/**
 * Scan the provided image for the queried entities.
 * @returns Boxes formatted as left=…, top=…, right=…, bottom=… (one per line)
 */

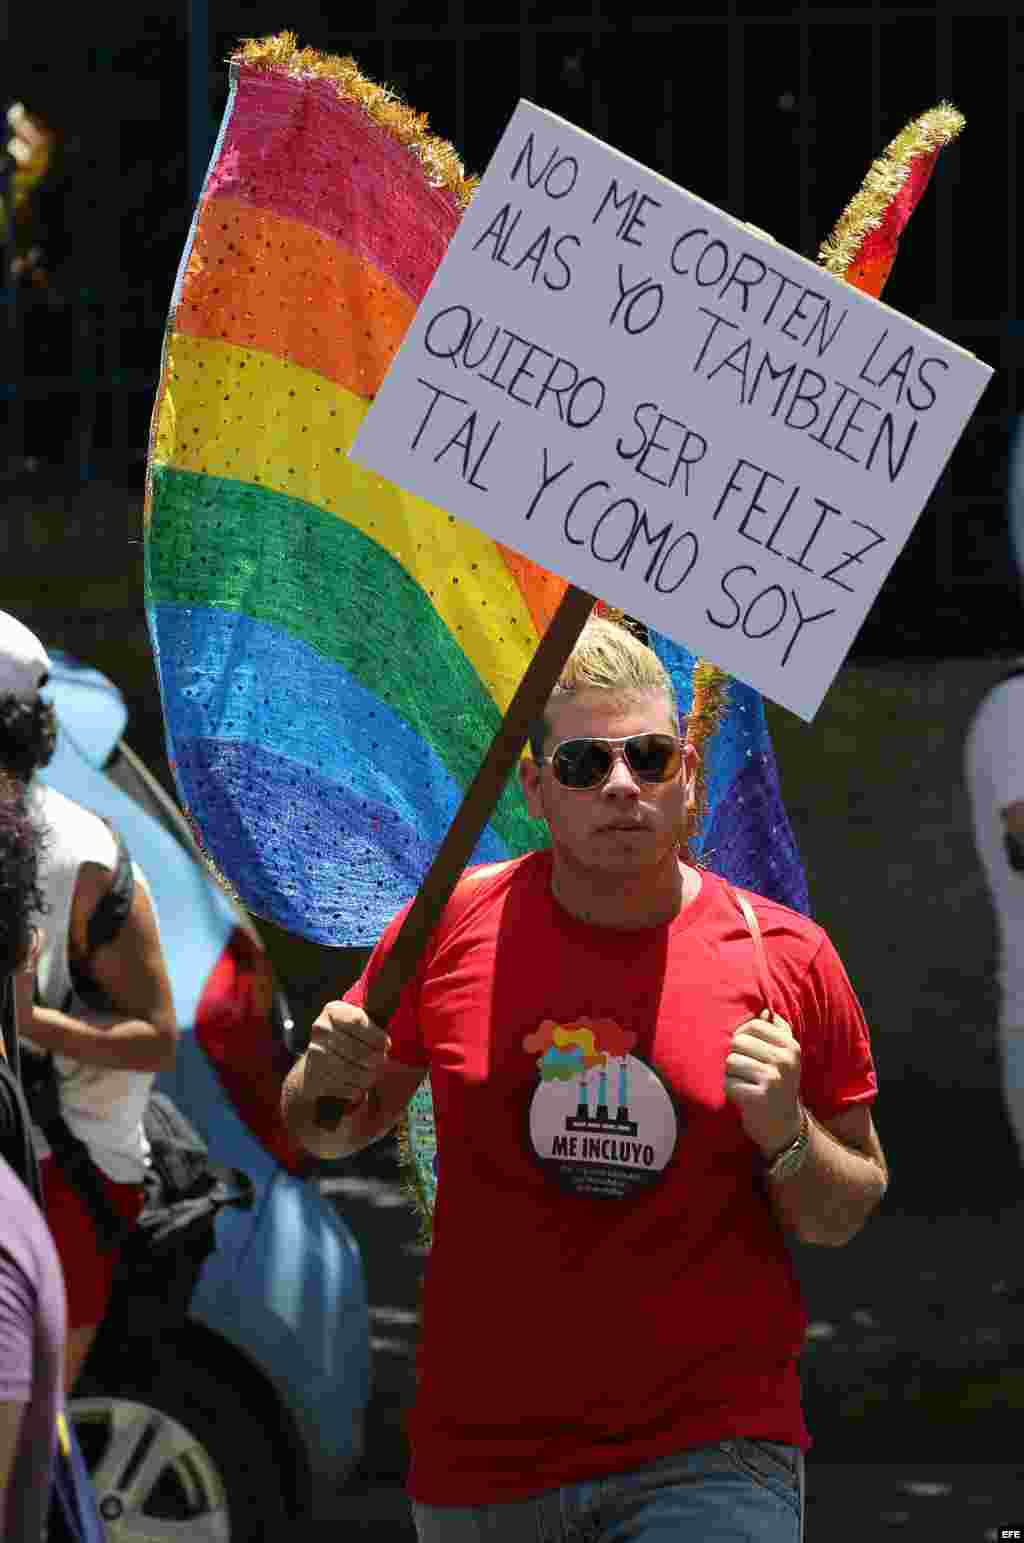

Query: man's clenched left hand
left=725, top=1009, right=803, bottom=1158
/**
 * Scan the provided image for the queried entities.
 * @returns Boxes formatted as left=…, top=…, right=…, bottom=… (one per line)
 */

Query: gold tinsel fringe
left=233, top=32, right=479, bottom=210
left=396, top=1112, right=435, bottom=1246
left=687, top=661, right=730, bottom=834
left=178, top=804, right=250, bottom=907
left=817, top=102, right=964, bottom=278
left=689, top=661, right=729, bottom=750
left=598, top=604, right=642, bottom=634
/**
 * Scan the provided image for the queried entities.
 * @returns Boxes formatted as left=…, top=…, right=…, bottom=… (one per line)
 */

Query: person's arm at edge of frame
left=1, top=935, right=43, bottom=1520
left=1002, top=800, right=1024, bottom=869
left=0, top=1400, right=29, bottom=1529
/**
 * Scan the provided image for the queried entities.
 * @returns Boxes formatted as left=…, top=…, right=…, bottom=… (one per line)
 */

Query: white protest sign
left=352, top=100, right=993, bottom=720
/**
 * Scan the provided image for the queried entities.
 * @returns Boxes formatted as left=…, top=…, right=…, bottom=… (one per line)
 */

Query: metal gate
left=2, top=1, right=1018, bottom=649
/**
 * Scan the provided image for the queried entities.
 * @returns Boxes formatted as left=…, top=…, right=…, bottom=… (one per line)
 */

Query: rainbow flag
left=661, top=641, right=807, bottom=911
left=144, top=36, right=809, bottom=947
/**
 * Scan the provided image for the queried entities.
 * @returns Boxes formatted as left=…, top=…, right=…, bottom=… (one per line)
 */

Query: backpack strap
left=68, top=822, right=135, bottom=1010
left=86, top=823, right=135, bottom=954
left=51, top=1411, right=107, bottom=1543
left=20, top=1049, right=129, bottom=1252
left=23, top=824, right=138, bottom=1250
left=728, top=884, right=775, bottom=1018
left=0, top=1058, right=44, bottom=1209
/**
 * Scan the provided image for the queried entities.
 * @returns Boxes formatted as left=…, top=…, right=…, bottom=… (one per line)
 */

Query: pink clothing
left=0, top=1154, right=66, bottom=1542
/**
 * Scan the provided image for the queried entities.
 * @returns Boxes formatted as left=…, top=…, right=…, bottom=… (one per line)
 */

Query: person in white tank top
left=0, top=612, right=177, bottom=1394
left=27, top=783, right=164, bottom=1180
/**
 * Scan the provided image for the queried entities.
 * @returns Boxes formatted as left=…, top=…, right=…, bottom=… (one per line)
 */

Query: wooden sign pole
left=315, top=581, right=597, bottom=1125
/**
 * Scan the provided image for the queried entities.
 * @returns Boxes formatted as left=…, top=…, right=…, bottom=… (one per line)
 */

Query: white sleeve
left=982, top=683, right=1024, bottom=810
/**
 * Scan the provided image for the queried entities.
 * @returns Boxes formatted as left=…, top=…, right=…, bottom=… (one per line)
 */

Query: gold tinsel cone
left=818, top=103, right=965, bottom=284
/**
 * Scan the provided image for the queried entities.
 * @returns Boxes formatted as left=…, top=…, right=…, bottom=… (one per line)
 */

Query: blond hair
left=529, top=616, right=677, bottom=759
left=526, top=615, right=728, bottom=862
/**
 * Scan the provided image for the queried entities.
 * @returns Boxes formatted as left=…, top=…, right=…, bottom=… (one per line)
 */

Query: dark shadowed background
left=3, top=5, right=1023, bottom=1536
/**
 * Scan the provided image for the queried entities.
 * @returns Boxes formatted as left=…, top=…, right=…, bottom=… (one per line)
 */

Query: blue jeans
left=412, top=1441, right=804, bottom=1541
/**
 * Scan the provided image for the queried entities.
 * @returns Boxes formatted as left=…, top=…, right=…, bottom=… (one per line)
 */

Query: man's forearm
left=765, top=1111, right=887, bottom=1246
left=27, top=1006, right=175, bottom=1073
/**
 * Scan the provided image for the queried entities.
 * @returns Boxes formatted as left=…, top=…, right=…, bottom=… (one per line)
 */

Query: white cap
left=0, top=612, right=51, bottom=700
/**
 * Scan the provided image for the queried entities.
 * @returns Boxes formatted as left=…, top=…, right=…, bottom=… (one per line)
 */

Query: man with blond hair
left=283, top=616, right=886, bottom=1542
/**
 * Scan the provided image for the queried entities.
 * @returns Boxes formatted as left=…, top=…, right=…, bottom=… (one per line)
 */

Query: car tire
left=71, top=1350, right=294, bottom=1541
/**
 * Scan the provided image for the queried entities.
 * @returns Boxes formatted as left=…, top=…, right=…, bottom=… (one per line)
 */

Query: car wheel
left=70, top=1355, right=294, bottom=1541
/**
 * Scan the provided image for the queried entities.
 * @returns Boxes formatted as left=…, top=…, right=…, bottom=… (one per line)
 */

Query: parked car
left=40, top=651, right=371, bottom=1538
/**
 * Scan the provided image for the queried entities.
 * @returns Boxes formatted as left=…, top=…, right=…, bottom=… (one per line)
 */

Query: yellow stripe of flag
left=154, top=333, right=541, bottom=714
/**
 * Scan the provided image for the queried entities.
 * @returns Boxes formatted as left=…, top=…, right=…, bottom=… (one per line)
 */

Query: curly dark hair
left=0, top=693, right=58, bottom=782
left=0, top=771, right=47, bottom=978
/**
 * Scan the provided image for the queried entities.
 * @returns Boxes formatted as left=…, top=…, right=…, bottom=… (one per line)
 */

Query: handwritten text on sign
left=352, top=101, right=992, bottom=719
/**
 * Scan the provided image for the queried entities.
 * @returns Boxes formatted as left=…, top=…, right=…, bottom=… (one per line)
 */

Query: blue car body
left=41, top=652, right=370, bottom=1513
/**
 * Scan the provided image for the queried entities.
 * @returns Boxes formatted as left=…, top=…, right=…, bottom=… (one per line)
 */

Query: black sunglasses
left=536, top=734, right=686, bottom=790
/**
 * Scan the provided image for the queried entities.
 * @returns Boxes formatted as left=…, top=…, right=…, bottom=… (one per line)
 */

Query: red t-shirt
left=347, top=853, right=877, bottom=1503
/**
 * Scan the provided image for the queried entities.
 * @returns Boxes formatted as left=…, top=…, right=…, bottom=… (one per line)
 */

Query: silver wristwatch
left=763, top=1107, right=810, bottom=1182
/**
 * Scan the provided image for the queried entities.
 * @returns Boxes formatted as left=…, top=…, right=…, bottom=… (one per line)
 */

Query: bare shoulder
left=72, top=864, right=175, bottom=1031
left=70, top=858, right=114, bottom=920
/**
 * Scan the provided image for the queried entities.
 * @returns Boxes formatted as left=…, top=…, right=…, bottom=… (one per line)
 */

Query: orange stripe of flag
left=495, top=543, right=569, bottom=639
left=175, top=194, right=417, bottom=400
left=175, top=196, right=581, bottom=644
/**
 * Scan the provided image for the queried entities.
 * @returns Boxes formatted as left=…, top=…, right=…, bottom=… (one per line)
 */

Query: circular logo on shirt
left=523, top=1018, right=680, bottom=1199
